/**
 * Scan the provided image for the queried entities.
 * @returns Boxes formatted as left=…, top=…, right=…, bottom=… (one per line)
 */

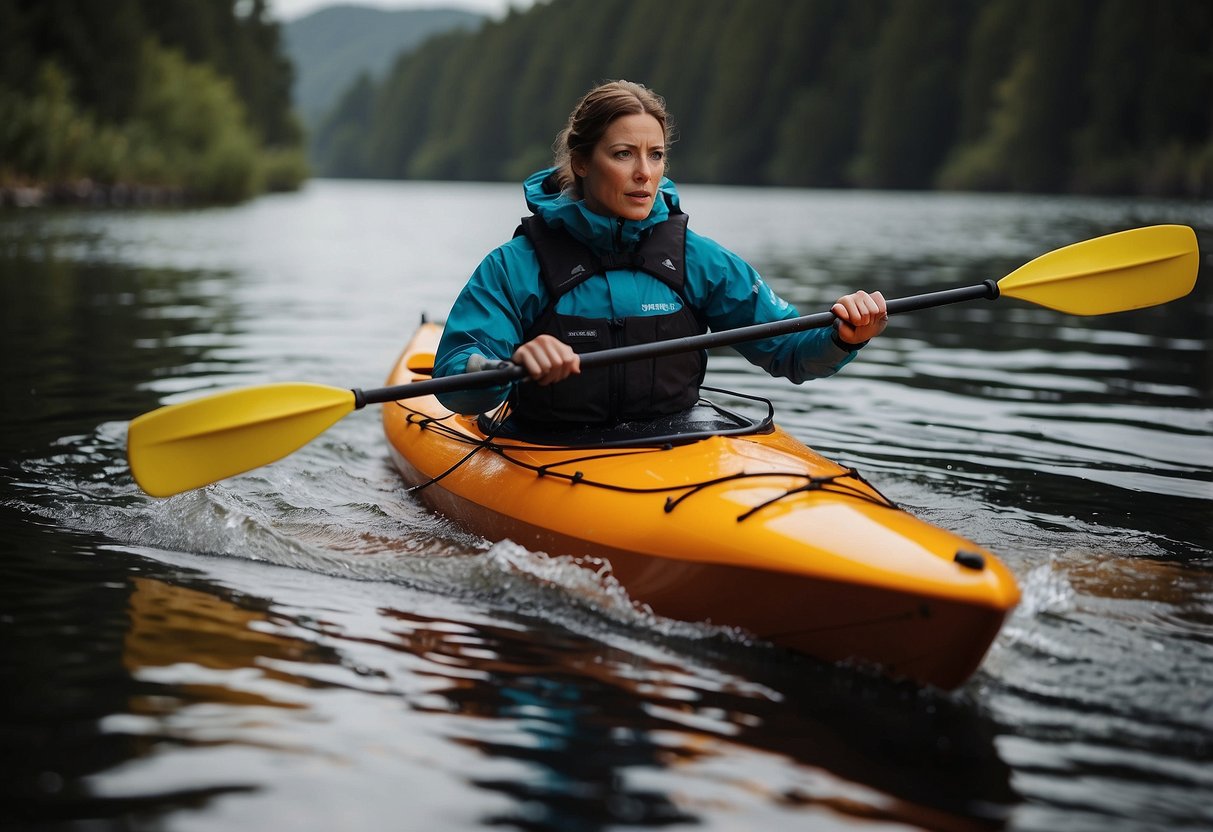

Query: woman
left=433, top=80, right=887, bottom=427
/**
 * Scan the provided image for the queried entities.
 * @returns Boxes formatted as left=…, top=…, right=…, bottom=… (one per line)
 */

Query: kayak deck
left=383, top=322, right=1020, bottom=689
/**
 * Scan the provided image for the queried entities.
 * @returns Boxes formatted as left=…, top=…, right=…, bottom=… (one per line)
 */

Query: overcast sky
left=267, top=0, right=533, bottom=22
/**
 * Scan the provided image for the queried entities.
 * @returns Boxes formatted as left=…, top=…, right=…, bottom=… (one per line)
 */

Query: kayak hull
left=383, top=323, right=1019, bottom=689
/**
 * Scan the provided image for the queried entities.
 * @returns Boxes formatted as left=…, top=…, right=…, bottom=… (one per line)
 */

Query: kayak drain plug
left=954, top=550, right=986, bottom=571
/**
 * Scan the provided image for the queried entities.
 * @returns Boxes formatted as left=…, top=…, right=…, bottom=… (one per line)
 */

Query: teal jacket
left=433, top=168, right=860, bottom=415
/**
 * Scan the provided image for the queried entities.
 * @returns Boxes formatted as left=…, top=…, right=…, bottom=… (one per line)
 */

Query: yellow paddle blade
left=997, top=224, right=1198, bottom=315
left=127, top=383, right=357, bottom=497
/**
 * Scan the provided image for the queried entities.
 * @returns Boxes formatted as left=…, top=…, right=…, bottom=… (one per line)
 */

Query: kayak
left=128, top=225, right=1194, bottom=687
left=382, top=321, right=1020, bottom=689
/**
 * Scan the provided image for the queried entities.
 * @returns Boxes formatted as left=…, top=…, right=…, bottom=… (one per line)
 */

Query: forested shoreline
left=314, top=0, right=1212, bottom=198
left=3, top=0, right=1209, bottom=204
left=0, top=0, right=307, bottom=206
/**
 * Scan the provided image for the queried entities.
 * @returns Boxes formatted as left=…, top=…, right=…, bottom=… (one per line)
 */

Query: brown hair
left=551, top=80, right=672, bottom=197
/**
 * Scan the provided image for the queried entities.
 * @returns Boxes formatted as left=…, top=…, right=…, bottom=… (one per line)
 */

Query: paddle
left=127, top=223, right=1199, bottom=497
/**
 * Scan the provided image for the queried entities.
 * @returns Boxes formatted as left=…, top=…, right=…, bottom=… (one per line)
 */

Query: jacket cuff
left=831, top=328, right=868, bottom=353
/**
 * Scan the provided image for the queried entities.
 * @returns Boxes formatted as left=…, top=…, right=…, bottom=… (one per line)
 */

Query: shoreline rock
left=0, top=180, right=192, bottom=209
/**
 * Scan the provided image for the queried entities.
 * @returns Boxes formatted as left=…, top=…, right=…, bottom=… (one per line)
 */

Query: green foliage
left=311, top=73, right=377, bottom=177
left=127, top=41, right=264, bottom=201
left=311, top=0, right=1211, bottom=198
left=1066, top=0, right=1213, bottom=195
left=135, top=0, right=301, bottom=147
left=765, top=0, right=885, bottom=188
left=257, top=147, right=311, bottom=193
left=0, top=62, right=93, bottom=183
left=0, top=0, right=305, bottom=202
left=851, top=0, right=975, bottom=189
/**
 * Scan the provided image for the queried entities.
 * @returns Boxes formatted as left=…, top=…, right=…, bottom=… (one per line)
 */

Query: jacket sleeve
left=432, top=246, right=532, bottom=414
left=686, top=231, right=860, bottom=384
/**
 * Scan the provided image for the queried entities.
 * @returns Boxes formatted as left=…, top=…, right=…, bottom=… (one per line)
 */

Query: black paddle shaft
left=355, top=280, right=1000, bottom=408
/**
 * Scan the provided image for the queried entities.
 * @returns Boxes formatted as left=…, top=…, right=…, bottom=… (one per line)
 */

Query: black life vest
left=510, top=211, right=707, bottom=427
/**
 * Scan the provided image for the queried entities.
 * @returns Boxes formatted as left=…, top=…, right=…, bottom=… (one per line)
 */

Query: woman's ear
left=570, top=152, right=587, bottom=179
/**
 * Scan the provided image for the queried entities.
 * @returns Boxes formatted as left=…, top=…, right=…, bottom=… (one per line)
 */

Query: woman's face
left=573, top=113, right=666, bottom=221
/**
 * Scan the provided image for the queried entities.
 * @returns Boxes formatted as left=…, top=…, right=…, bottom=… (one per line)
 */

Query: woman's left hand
left=832, top=290, right=888, bottom=345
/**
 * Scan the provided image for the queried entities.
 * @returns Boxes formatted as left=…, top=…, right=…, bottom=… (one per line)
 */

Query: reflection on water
left=2, top=182, right=1211, bottom=830
left=103, top=556, right=1014, bottom=829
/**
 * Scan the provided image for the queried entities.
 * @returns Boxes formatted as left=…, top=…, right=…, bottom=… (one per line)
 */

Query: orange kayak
left=383, top=322, right=1020, bottom=689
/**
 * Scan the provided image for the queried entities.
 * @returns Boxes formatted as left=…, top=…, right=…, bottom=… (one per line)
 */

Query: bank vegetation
left=0, top=0, right=307, bottom=206
left=314, top=0, right=1212, bottom=198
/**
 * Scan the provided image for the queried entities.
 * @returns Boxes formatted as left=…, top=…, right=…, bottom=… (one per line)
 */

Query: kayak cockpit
left=477, top=386, right=774, bottom=449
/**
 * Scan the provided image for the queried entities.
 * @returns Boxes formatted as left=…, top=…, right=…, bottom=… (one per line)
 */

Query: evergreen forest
left=0, top=0, right=307, bottom=204
left=313, top=0, right=1213, bottom=198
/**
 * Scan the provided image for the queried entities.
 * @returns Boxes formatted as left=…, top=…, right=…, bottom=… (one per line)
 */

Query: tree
left=308, top=0, right=1212, bottom=197
left=851, top=0, right=974, bottom=189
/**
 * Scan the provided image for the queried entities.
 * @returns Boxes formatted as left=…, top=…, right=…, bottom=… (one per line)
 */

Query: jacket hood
left=522, top=168, right=681, bottom=254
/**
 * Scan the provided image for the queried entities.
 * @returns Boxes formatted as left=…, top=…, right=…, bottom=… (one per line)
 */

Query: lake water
left=2, top=180, right=1210, bottom=831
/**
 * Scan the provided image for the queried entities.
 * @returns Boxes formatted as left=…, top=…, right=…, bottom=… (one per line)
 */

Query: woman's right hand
left=512, top=335, right=580, bottom=385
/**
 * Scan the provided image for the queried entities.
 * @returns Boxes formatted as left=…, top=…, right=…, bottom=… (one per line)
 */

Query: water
left=2, top=180, right=1210, bottom=831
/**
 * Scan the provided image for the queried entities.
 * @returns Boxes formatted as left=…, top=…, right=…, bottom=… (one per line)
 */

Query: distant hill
left=284, top=5, right=484, bottom=130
